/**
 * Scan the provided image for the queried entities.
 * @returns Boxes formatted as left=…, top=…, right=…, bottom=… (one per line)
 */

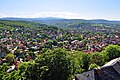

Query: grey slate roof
left=75, top=57, right=120, bottom=80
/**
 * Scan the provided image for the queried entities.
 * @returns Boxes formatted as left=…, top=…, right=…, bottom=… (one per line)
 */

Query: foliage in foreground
left=0, top=44, right=120, bottom=80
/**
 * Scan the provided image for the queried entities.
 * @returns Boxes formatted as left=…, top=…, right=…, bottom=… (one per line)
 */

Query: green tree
left=14, top=49, right=21, bottom=57
left=68, top=51, right=85, bottom=79
left=2, top=70, right=21, bottom=80
left=0, top=63, right=9, bottom=80
left=81, top=53, right=90, bottom=71
left=5, top=54, right=15, bottom=64
left=90, top=52, right=105, bottom=66
left=104, top=44, right=120, bottom=61
left=88, top=63, right=100, bottom=70
left=25, top=48, right=71, bottom=80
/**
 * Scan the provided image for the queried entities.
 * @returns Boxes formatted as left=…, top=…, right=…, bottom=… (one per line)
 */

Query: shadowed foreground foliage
left=0, top=44, right=120, bottom=80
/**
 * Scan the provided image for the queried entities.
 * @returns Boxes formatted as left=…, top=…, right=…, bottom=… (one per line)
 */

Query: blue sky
left=0, top=0, right=120, bottom=20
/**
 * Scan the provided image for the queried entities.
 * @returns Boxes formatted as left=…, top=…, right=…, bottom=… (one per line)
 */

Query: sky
left=0, top=0, right=120, bottom=20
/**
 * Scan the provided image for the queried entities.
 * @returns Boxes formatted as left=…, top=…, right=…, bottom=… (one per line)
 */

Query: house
left=75, top=57, right=120, bottom=80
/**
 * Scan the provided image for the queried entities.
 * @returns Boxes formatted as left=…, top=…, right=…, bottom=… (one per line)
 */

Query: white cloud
left=0, top=13, right=8, bottom=18
left=0, top=12, right=120, bottom=20
left=0, top=12, right=82, bottom=19
left=30, top=12, right=82, bottom=19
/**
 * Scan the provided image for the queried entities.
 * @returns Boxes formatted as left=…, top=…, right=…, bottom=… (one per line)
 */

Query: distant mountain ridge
left=0, top=17, right=120, bottom=23
left=1, top=17, right=120, bottom=28
left=0, top=17, right=65, bottom=21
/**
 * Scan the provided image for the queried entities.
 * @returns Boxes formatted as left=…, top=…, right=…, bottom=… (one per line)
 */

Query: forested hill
left=38, top=19, right=120, bottom=28
left=1, top=17, right=120, bottom=28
